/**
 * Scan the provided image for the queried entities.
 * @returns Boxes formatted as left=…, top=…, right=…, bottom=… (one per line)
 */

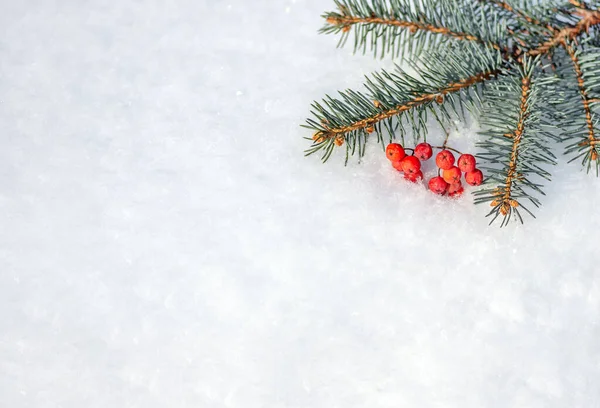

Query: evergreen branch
left=563, top=43, right=600, bottom=172
left=325, top=14, right=502, bottom=51
left=304, top=0, right=600, bottom=226
left=314, top=71, right=497, bottom=140
left=483, top=0, right=552, bottom=29
left=305, top=43, right=503, bottom=164
left=529, top=6, right=600, bottom=55
left=474, top=58, right=558, bottom=226
left=566, top=44, right=597, bottom=151
left=320, top=0, right=507, bottom=58
left=481, top=0, right=574, bottom=48
left=495, top=74, right=531, bottom=222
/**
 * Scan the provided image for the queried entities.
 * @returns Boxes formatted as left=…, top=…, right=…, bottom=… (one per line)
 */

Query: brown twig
left=491, top=74, right=531, bottom=215
left=441, top=130, right=451, bottom=150
left=433, top=145, right=463, bottom=155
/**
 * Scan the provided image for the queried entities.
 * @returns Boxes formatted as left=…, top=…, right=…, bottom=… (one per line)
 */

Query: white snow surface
left=1, top=1, right=599, bottom=407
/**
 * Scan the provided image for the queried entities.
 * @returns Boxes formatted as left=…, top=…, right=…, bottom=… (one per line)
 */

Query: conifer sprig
left=304, top=0, right=600, bottom=225
left=305, top=43, right=502, bottom=163
left=561, top=43, right=600, bottom=173
left=486, top=1, right=552, bottom=28
left=529, top=5, right=600, bottom=55
left=321, top=0, right=507, bottom=58
left=474, top=58, right=558, bottom=226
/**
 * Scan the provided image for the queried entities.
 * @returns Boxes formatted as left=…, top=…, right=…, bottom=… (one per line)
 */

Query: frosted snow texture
left=1, top=1, right=599, bottom=407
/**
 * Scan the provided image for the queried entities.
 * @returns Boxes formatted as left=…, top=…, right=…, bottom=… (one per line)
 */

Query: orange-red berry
left=414, top=143, right=433, bottom=161
left=386, top=143, right=406, bottom=162
left=465, top=169, right=484, bottom=186
left=448, top=182, right=464, bottom=198
left=404, top=170, right=423, bottom=183
left=401, top=156, right=422, bottom=174
left=435, top=150, right=455, bottom=170
left=391, top=160, right=404, bottom=172
left=457, top=154, right=476, bottom=173
left=442, top=166, right=462, bottom=184
left=428, top=176, right=448, bottom=195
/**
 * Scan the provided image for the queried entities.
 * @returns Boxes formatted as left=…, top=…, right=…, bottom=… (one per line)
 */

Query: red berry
left=448, top=182, right=464, bottom=198
left=414, top=143, right=433, bottom=161
left=401, top=156, right=421, bottom=174
left=391, top=160, right=404, bottom=172
left=435, top=150, right=455, bottom=170
left=457, top=154, right=477, bottom=173
left=465, top=169, right=484, bottom=186
left=386, top=143, right=406, bottom=162
left=404, top=170, right=423, bottom=183
left=428, top=176, right=448, bottom=195
left=442, top=166, right=462, bottom=184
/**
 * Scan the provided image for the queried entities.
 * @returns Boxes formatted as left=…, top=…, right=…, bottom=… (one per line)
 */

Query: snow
left=1, top=0, right=599, bottom=407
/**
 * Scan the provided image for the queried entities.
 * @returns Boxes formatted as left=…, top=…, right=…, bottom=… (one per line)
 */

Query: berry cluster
left=385, top=142, right=483, bottom=198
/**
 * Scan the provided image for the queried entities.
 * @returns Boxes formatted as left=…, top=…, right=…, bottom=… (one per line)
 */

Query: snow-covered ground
left=1, top=1, right=599, bottom=407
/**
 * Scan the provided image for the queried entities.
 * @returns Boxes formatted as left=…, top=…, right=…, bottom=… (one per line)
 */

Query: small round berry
left=435, top=150, right=455, bottom=170
left=448, top=182, right=464, bottom=198
left=386, top=143, right=406, bottom=162
left=414, top=143, right=433, bottom=161
left=401, top=156, right=422, bottom=174
left=465, top=169, right=484, bottom=186
left=404, top=170, right=423, bottom=183
left=442, top=166, right=462, bottom=184
left=457, top=154, right=477, bottom=173
left=428, top=176, right=448, bottom=195
left=391, top=160, right=404, bottom=172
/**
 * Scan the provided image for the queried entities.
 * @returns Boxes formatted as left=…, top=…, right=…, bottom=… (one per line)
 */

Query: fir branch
left=307, top=69, right=499, bottom=162
left=320, top=0, right=506, bottom=58
left=484, top=0, right=553, bottom=29
left=305, top=44, right=503, bottom=162
left=496, top=75, right=531, bottom=222
left=529, top=6, right=600, bottom=55
left=325, top=14, right=503, bottom=51
left=475, top=59, right=558, bottom=226
left=481, top=0, right=573, bottom=49
left=314, top=71, right=496, bottom=138
left=563, top=43, right=600, bottom=173
left=304, top=0, right=600, bottom=226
